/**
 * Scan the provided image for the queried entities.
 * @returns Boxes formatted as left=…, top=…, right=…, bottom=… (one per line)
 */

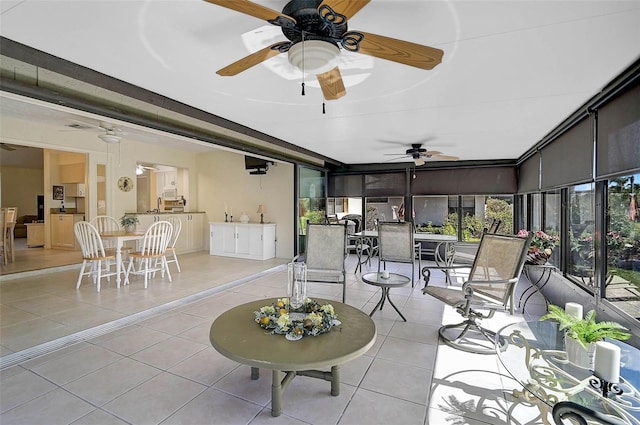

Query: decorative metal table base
left=519, top=264, right=554, bottom=313
left=251, top=366, right=340, bottom=417
left=370, top=287, right=407, bottom=321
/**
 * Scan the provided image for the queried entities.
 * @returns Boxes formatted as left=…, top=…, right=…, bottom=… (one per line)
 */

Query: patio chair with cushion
left=421, top=232, right=532, bottom=354
left=294, top=221, right=347, bottom=302
left=377, top=221, right=416, bottom=287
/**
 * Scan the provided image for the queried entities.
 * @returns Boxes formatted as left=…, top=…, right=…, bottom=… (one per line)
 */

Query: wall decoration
left=53, top=185, right=64, bottom=200
left=118, top=176, right=134, bottom=192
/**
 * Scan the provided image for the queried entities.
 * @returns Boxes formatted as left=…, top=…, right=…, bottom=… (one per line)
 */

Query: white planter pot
left=565, top=336, right=596, bottom=369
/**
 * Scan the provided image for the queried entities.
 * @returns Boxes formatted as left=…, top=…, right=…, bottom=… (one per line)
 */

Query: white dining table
left=100, top=230, right=144, bottom=287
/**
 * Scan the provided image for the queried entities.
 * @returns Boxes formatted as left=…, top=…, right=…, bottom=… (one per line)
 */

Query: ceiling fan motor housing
left=281, top=0, right=348, bottom=43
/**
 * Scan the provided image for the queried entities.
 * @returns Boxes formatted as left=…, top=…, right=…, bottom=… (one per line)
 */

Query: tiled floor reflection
left=0, top=253, right=548, bottom=424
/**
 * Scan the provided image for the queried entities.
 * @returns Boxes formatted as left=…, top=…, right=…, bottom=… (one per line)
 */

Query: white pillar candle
left=594, top=341, right=621, bottom=383
left=565, top=302, right=583, bottom=319
left=382, top=270, right=390, bottom=278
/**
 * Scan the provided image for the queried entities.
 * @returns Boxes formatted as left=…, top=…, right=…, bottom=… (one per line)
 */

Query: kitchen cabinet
left=51, top=213, right=83, bottom=250
left=134, top=212, right=204, bottom=253
left=209, top=222, right=276, bottom=260
left=26, top=223, right=45, bottom=247
left=64, top=183, right=85, bottom=197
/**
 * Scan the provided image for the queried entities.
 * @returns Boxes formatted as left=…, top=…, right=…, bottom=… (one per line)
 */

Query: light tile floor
left=0, top=253, right=550, bottom=424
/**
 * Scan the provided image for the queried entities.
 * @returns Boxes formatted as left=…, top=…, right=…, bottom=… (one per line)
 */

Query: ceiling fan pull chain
left=301, top=31, right=306, bottom=96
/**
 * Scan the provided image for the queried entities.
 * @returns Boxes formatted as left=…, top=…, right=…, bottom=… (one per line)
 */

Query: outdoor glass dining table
left=497, top=320, right=640, bottom=424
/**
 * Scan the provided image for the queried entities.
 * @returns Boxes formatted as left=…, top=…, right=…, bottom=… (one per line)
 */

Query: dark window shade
left=328, top=174, right=362, bottom=197
left=411, top=167, right=516, bottom=195
left=518, top=153, right=540, bottom=193
left=597, top=81, right=640, bottom=178
left=541, top=117, right=593, bottom=189
left=364, top=172, right=405, bottom=196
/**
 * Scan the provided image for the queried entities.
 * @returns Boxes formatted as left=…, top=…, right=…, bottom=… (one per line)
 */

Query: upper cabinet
left=64, top=183, right=85, bottom=197
left=60, top=162, right=85, bottom=183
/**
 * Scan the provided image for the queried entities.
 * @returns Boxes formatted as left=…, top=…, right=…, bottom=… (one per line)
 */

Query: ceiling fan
left=206, top=0, right=444, bottom=100
left=0, top=143, right=21, bottom=151
left=64, top=119, right=125, bottom=144
left=386, top=143, right=459, bottom=166
left=136, top=163, right=159, bottom=175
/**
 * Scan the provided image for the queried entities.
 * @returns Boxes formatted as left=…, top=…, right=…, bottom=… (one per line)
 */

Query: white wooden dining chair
left=163, top=216, right=182, bottom=272
left=125, top=220, right=173, bottom=288
left=74, top=221, right=118, bottom=292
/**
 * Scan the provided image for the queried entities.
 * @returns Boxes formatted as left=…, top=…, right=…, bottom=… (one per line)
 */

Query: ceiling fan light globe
left=288, top=40, right=339, bottom=75
left=98, top=134, right=121, bottom=144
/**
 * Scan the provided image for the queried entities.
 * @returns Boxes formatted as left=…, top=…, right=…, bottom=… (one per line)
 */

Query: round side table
left=362, top=272, right=410, bottom=321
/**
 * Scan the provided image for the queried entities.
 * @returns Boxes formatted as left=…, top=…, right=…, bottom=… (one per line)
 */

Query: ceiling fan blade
left=203, top=0, right=295, bottom=23
left=1, top=143, right=17, bottom=151
left=356, top=31, right=443, bottom=70
left=316, top=67, right=346, bottom=100
left=432, top=154, right=459, bottom=161
left=217, top=42, right=286, bottom=76
left=423, top=150, right=443, bottom=156
left=319, top=0, right=370, bottom=19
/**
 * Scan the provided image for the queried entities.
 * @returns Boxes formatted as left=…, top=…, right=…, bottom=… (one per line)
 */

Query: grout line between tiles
left=0, top=264, right=286, bottom=370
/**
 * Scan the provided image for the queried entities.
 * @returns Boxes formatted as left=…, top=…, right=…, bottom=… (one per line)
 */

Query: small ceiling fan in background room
left=0, top=143, right=22, bottom=151
left=64, top=119, right=125, bottom=144
left=206, top=0, right=444, bottom=100
left=385, top=143, right=459, bottom=166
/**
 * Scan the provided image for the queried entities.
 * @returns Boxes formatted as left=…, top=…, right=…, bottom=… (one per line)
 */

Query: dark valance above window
left=411, top=166, right=516, bottom=195
left=328, top=174, right=363, bottom=197
left=596, top=80, right=640, bottom=178
left=518, top=153, right=540, bottom=193
left=541, top=116, right=593, bottom=189
left=364, top=172, right=405, bottom=196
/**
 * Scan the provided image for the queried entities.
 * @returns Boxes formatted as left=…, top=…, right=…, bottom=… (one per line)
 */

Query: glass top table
left=362, top=272, right=411, bottom=322
left=497, top=320, right=640, bottom=424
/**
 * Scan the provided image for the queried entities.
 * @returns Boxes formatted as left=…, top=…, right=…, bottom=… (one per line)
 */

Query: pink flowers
left=517, top=229, right=560, bottom=253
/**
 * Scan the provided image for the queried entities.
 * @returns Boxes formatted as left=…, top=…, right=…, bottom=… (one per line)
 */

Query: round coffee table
left=209, top=298, right=376, bottom=417
left=362, top=272, right=410, bottom=321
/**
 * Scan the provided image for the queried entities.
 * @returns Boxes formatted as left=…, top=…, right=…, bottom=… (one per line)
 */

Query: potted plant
left=120, top=214, right=139, bottom=233
left=540, top=304, right=631, bottom=368
left=517, top=229, right=560, bottom=265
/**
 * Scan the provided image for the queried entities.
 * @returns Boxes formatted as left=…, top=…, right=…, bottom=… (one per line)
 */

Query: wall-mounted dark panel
left=364, top=172, right=405, bottom=197
left=518, top=153, right=540, bottom=193
left=541, top=117, right=593, bottom=189
left=597, top=81, right=640, bottom=178
left=411, top=166, right=516, bottom=195
left=328, top=174, right=363, bottom=197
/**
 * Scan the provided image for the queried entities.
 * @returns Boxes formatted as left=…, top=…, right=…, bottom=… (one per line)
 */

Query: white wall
left=0, top=166, right=43, bottom=216
left=196, top=151, right=295, bottom=259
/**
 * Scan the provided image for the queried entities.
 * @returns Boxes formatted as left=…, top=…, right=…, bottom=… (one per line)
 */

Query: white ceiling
left=1, top=0, right=639, bottom=166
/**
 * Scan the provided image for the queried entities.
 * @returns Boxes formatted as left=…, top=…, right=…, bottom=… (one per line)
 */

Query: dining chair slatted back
left=0, top=209, right=7, bottom=265
left=377, top=221, right=416, bottom=287
left=74, top=221, right=118, bottom=292
left=296, top=222, right=347, bottom=302
left=421, top=232, right=532, bottom=354
left=3, top=207, right=17, bottom=263
left=125, top=220, right=173, bottom=288
left=164, top=216, right=182, bottom=272
left=90, top=215, right=121, bottom=252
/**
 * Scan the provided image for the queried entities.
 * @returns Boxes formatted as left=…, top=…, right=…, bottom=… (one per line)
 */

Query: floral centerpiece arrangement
left=254, top=298, right=341, bottom=341
left=517, top=229, right=560, bottom=265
